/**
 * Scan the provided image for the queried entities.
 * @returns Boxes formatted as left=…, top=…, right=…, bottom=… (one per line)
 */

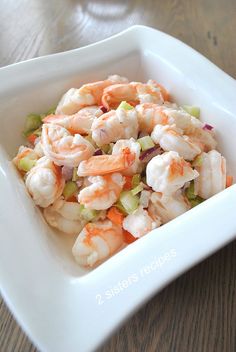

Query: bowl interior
left=0, top=46, right=236, bottom=278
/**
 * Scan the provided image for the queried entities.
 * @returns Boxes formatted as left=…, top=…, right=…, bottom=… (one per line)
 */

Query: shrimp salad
left=13, top=74, right=233, bottom=268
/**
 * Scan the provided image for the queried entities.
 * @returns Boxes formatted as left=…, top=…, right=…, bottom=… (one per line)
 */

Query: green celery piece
left=192, top=155, right=203, bottom=167
left=117, top=101, right=134, bottom=110
left=189, top=196, right=204, bottom=208
left=182, top=105, right=200, bottom=118
left=63, top=181, right=78, bottom=200
left=131, top=184, right=143, bottom=196
left=119, top=191, right=139, bottom=214
left=185, top=181, right=196, bottom=200
left=137, top=136, right=155, bottom=151
left=100, top=144, right=110, bottom=154
left=85, top=135, right=97, bottom=148
left=72, top=167, right=79, bottom=182
left=114, top=202, right=128, bottom=215
left=18, top=157, right=36, bottom=172
left=81, top=208, right=98, bottom=221
left=23, top=114, right=42, bottom=136
left=131, top=174, right=141, bottom=188
left=46, top=107, right=56, bottom=115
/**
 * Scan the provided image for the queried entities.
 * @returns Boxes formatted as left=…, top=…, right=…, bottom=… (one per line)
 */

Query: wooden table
left=0, top=1, right=236, bottom=351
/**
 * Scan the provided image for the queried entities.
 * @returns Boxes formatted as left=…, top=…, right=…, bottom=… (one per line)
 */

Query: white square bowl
left=0, top=25, right=236, bottom=352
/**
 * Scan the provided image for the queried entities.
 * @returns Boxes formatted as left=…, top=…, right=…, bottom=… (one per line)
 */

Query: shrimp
left=78, top=173, right=124, bottom=210
left=162, top=107, right=217, bottom=151
left=91, top=108, right=138, bottom=146
left=41, top=123, right=95, bottom=167
left=123, top=206, right=160, bottom=238
left=72, top=220, right=123, bottom=267
left=194, top=150, right=226, bottom=199
left=13, top=146, right=39, bottom=169
left=102, top=80, right=169, bottom=110
left=138, top=79, right=169, bottom=104
left=34, top=139, right=44, bottom=158
left=146, top=151, right=199, bottom=194
left=148, top=191, right=190, bottom=224
left=43, top=198, right=86, bottom=235
left=188, top=127, right=217, bottom=152
left=77, top=147, right=135, bottom=177
left=136, top=103, right=169, bottom=133
left=112, top=138, right=142, bottom=175
left=136, top=104, right=217, bottom=151
left=151, top=124, right=201, bottom=160
left=55, top=75, right=129, bottom=115
left=139, top=190, right=152, bottom=208
left=43, top=106, right=102, bottom=135
left=25, top=156, right=65, bottom=208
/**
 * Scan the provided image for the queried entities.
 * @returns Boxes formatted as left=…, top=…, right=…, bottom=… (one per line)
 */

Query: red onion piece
left=93, top=149, right=103, bottom=156
left=139, top=146, right=162, bottom=163
left=61, top=166, right=73, bottom=181
left=99, top=105, right=108, bottom=114
left=203, top=123, right=213, bottom=131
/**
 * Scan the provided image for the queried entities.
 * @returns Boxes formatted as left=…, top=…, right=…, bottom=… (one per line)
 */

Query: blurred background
left=0, top=0, right=236, bottom=77
left=0, top=1, right=236, bottom=352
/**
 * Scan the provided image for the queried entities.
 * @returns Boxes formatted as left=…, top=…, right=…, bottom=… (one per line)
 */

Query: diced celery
left=23, top=114, right=42, bottom=136
left=40, top=107, right=56, bottom=120
left=72, top=167, right=79, bottom=181
left=192, top=155, right=203, bottom=167
left=132, top=174, right=141, bottom=188
left=185, top=181, right=196, bottom=200
left=182, top=105, right=200, bottom=118
left=114, top=202, right=128, bottom=215
left=117, top=101, right=134, bottom=110
left=131, top=184, right=143, bottom=196
left=107, top=143, right=113, bottom=154
left=63, top=181, right=78, bottom=199
left=189, top=196, right=204, bottom=208
left=119, top=191, right=139, bottom=214
left=81, top=208, right=98, bottom=221
left=18, top=157, right=36, bottom=172
left=137, top=136, right=155, bottom=151
left=100, top=144, right=110, bottom=154
left=84, top=135, right=97, bottom=148
left=100, top=143, right=113, bottom=154
left=32, top=127, right=42, bottom=137
left=46, top=107, right=56, bottom=115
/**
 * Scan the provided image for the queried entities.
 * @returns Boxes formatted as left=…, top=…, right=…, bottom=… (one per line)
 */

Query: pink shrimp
left=194, top=150, right=226, bottom=199
left=151, top=124, right=202, bottom=160
left=146, top=151, right=199, bottom=194
left=91, top=108, right=139, bottom=146
left=77, top=147, right=135, bottom=176
left=43, top=106, right=102, bottom=135
left=72, top=220, right=124, bottom=267
left=136, top=103, right=169, bottom=133
left=13, top=146, right=39, bottom=170
left=78, top=173, right=124, bottom=210
left=43, top=198, right=86, bottom=235
left=123, top=206, right=160, bottom=238
left=102, top=80, right=169, bottom=110
left=55, top=75, right=129, bottom=115
left=25, top=156, right=65, bottom=208
left=41, top=124, right=95, bottom=167
left=148, top=191, right=190, bottom=224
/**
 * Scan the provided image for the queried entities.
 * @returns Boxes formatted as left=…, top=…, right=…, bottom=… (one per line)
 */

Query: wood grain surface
left=0, top=1, right=236, bottom=351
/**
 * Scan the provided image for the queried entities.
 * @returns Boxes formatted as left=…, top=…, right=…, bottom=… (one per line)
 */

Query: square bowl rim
left=0, top=25, right=236, bottom=352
